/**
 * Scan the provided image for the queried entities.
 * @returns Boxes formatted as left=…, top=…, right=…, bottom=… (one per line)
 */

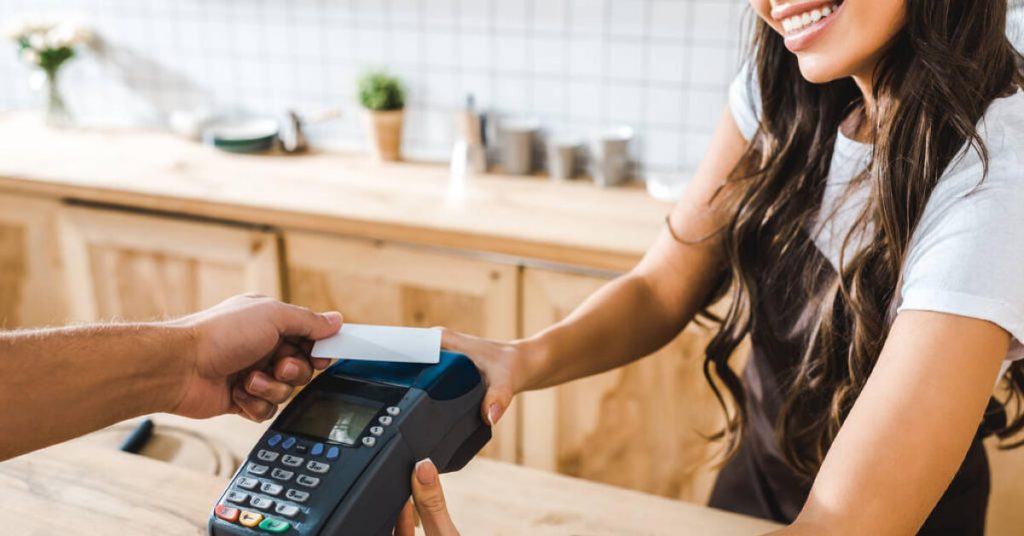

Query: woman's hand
left=440, top=328, right=531, bottom=427
left=393, top=459, right=460, bottom=536
left=169, top=294, right=342, bottom=421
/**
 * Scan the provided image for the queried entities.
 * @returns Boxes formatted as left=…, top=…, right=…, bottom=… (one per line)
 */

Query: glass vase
left=30, top=68, right=72, bottom=128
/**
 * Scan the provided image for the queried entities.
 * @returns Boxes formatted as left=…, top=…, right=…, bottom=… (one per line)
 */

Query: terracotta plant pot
left=365, top=109, right=404, bottom=161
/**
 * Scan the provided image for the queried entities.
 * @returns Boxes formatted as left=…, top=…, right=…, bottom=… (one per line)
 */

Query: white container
left=546, top=135, right=581, bottom=181
left=589, top=126, right=634, bottom=187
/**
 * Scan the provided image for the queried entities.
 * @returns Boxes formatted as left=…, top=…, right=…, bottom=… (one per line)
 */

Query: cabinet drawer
left=59, top=205, right=282, bottom=322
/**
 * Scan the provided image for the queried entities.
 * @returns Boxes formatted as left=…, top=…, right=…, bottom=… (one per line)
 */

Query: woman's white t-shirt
left=728, top=67, right=1024, bottom=372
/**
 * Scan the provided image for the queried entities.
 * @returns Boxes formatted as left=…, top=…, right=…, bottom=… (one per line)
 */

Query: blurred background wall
left=0, top=0, right=747, bottom=178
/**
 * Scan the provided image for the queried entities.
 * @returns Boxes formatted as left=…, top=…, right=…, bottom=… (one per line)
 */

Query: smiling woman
left=387, top=1, right=1024, bottom=535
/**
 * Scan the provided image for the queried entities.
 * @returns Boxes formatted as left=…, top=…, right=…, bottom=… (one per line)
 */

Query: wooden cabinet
left=284, top=231, right=520, bottom=462
left=518, top=267, right=727, bottom=504
left=0, top=193, right=67, bottom=328
left=58, top=205, right=282, bottom=322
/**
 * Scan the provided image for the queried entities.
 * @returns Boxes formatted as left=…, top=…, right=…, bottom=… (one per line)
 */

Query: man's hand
left=169, top=294, right=342, bottom=421
left=393, top=459, right=460, bottom=536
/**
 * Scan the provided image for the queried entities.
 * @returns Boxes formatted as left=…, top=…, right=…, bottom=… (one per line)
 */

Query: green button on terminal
left=257, top=518, right=291, bottom=533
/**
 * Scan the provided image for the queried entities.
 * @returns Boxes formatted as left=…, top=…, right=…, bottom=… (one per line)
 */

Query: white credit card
left=311, top=323, right=441, bottom=364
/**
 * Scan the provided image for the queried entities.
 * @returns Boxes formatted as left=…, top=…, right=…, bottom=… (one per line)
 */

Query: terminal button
left=281, top=454, right=304, bottom=467
left=285, top=489, right=310, bottom=503
left=260, top=482, right=283, bottom=496
left=281, top=437, right=297, bottom=450
left=311, top=443, right=324, bottom=457
left=271, top=468, right=294, bottom=481
left=226, top=490, right=249, bottom=503
left=250, top=496, right=274, bottom=510
left=238, top=511, right=263, bottom=527
left=256, top=449, right=279, bottom=463
left=247, top=463, right=269, bottom=476
left=236, top=477, right=259, bottom=490
left=361, top=436, right=376, bottom=447
left=370, top=426, right=384, bottom=436
left=215, top=504, right=240, bottom=522
left=378, top=415, right=393, bottom=426
left=386, top=406, right=401, bottom=416
left=275, top=503, right=300, bottom=518
left=267, top=434, right=282, bottom=447
left=306, top=461, right=330, bottom=474
left=258, top=518, right=291, bottom=533
left=296, top=474, right=321, bottom=488
left=326, top=446, right=340, bottom=460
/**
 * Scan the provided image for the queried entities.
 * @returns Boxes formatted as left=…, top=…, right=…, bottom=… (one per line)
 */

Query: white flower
left=47, top=24, right=75, bottom=48
left=20, top=48, right=40, bottom=65
left=5, top=16, right=91, bottom=48
left=27, top=32, right=46, bottom=50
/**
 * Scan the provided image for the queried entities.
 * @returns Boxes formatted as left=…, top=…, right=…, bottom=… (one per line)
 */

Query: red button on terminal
left=215, top=504, right=240, bottom=522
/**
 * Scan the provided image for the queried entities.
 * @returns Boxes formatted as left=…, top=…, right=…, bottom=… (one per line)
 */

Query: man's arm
left=0, top=294, right=342, bottom=461
left=776, top=310, right=1009, bottom=535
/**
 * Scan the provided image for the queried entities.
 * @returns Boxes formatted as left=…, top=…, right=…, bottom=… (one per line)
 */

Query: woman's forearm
left=516, top=273, right=685, bottom=390
left=0, top=323, right=191, bottom=460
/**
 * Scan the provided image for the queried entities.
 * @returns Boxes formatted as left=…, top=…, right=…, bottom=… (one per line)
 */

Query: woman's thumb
left=482, top=387, right=512, bottom=427
left=411, top=459, right=459, bottom=536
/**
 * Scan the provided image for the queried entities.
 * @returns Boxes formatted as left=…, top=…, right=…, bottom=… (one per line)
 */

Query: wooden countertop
left=0, top=114, right=674, bottom=272
left=1, top=440, right=780, bottom=535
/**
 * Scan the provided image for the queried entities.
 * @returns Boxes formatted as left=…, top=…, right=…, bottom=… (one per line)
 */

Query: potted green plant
left=358, top=70, right=406, bottom=161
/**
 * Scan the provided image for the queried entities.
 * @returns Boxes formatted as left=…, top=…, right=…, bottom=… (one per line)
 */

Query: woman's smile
left=772, top=0, right=845, bottom=52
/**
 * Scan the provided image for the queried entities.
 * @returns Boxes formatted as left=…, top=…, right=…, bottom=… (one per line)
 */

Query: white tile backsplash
left=0, top=0, right=747, bottom=177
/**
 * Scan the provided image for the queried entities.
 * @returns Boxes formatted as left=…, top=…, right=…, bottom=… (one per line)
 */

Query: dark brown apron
left=707, top=231, right=995, bottom=535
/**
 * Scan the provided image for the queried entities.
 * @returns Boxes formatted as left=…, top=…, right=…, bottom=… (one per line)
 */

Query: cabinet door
left=285, top=231, right=519, bottom=462
left=0, top=194, right=67, bottom=327
left=519, top=268, right=727, bottom=504
left=59, top=205, right=282, bottom=322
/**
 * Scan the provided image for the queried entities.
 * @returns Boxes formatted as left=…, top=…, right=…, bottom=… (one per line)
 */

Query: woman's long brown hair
left=701, top=0, right=1024, bottom=478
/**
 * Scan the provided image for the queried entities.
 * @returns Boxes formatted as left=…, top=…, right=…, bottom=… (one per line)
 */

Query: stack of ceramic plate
left=202, top=117, right=279, bottom=153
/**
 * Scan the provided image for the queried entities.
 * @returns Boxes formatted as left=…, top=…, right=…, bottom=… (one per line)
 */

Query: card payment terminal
left=208, top=351, right=491, bottom=535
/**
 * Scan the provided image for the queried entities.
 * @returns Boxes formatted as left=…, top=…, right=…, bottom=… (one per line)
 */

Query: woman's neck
left=844, top=71, right=878, bottom=143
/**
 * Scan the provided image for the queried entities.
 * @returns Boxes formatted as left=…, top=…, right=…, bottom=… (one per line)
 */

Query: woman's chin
left=797, top=55, right=850, bottom=85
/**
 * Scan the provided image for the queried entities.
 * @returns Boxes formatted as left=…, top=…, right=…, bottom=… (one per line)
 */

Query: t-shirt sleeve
left=728, top=61, right=761, bottom=140
left=897, top=115, right=1024, bottom=356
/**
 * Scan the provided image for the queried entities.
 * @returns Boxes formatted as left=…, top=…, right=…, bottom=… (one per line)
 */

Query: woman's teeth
left=781, top=3, right=837, bottom=35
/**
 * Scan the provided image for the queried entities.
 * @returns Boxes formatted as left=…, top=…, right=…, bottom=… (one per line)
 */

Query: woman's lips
left=779, top=1, right=843, bottom=52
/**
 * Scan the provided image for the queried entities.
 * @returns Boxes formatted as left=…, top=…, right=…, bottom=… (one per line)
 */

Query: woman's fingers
left=393, top=500, right=416, bottom=536
left=481, top=385, right=513, bottom=426
left=439, top=327, right=483, bottom=355
left=438, top=327, right=516, bottom=427
left=411, top=459, right=460, bottom=536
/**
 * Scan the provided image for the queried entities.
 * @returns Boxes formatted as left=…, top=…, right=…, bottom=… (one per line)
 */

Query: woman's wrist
left=510, top=336, right=551, bottom=393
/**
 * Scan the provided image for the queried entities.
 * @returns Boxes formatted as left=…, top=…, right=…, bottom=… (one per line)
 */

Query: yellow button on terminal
left=239, top=511, right=264, bottom=527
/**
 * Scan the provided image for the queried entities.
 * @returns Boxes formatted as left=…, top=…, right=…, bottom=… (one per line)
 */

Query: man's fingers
left=411, top=458, right=460, bottom=536
left=273, top=356, right=314, bottom=386
left=271, top=303, right=343, bottom=340
left=232, top=387, right=277, bottom=422
left=393, top=500, right=416, bottom=536
left=244, top=371, right=295, bottom=405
